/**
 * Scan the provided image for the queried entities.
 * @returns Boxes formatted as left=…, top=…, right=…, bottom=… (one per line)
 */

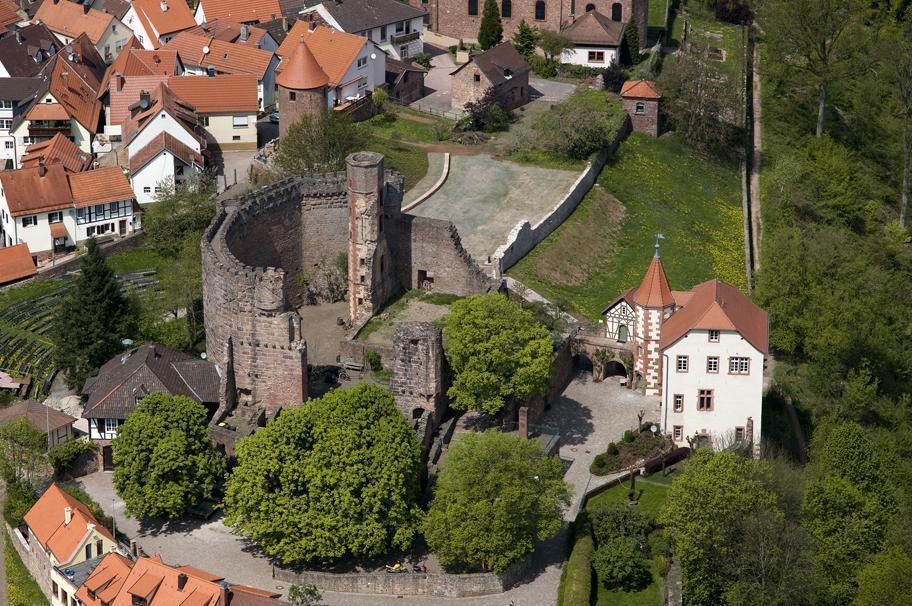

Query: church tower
left=633, top=242, right=675, bottom=396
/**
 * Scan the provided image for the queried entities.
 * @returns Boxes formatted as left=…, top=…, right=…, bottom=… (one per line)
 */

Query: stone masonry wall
left=6, top=525, right=53, bottom=601
left=390, top=323, right=447, bottom=445
left=398, top=216, right=493, bottom=295
left=623, top=96, right=660, bottom=137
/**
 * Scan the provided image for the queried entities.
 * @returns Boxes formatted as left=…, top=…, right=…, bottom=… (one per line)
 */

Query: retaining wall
left=6, top=524, right=53, bottom=601
left=491, top=122, right=631, bottom=276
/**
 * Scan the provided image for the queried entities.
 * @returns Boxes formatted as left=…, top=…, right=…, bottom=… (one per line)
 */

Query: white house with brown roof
left=562, top=10, right=625, bottom=67
left=602, top=250, right=768, bottom=453
left=34, top=0, right=132, bottom=63
left=129, top=132, right=203, bottom=203
left=167, top=74, right=259, bottom=150
left=122, top=0, right=197, bottom=50
left=0, top=164, right=138, bottom=258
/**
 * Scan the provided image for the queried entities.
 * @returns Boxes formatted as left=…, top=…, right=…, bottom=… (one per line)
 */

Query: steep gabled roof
left=23, top=483, right=114, bottom=565
left=34, top=0, right=115, bottom=45
left=0, top=164, right=73, bottom=216
left=309, top=0, right=425, bottom=33
left=0, top=244, right=37, bottom=285
left=129, top=131, right=203, bottom=173
left=659, top=279, right=769, bottom=355
left=69, top=166, right=134, bottom=207
left=0, top=23, right=59, bottom=77
left=131, top=0, right=197, bottom=41
left=166, top=73, right=259, bottom=112
left=21, top=132, right=93, bottom=173
left=277, top=22, right=364, bottom=86
left=620, top=79, right=661, bottom=99
left=163, top=31, right=274, bottom=78
left=0, top=399, right=76, bottom=433
left=0, top=76, right=43, bottom=101
left=562, top=10, right=625, bottom=46
left=108, top=73, right=170, bottom=125
left=0, top=0, right=23, bottom=29
left=120, top=81, right=200, bottom=146
left=634, top=254, right=674, bottom=308
left=451, top=41, right=530, bottom=86
left=198, top=0, right=282, bottom=25
left=75, top=552, right=135, bottom=606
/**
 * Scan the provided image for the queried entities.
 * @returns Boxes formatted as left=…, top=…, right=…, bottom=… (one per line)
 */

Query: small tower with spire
left=633, top=235, right=676, bottom=396
left=275, top=35, right=328, bottom=139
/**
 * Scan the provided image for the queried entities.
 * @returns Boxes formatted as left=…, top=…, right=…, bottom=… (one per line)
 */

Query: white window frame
left=356, top=56, right=368, bottom=69
left=676, top=355, right=689, bottom=372
left=104, top=418, right=118, bottom=434
left=706, top=356, right=719, bottom=373
left=232, top=115, right=249, bottom=128
left=728, top=356, right=750, bottom=374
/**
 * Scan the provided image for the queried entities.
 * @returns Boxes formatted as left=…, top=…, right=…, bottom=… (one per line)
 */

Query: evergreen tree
left=52, top=238, right=135, bottom=389
left=477, top=0, right=503, bottom=50
left=621, top=20, right=640, bottom=65
left=511, top=19, right=537, bottom=57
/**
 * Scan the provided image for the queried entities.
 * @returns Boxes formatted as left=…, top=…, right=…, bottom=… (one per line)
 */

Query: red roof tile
left=131, top=0, right=197, bottom=40
left=620, top=79, right=661, bottom=99
left=198, top=0, right=282, bottom=25
left=634, top=255, right=674, bottom=308
left=163, top=31, right=274, bottom=78
left=109, top=74, right=170, bottom=125
left=277, top=23, right=364, bottom=86
left=0, top=164, right=73, bottom=216
left=26, top=103, right=70, bottom=120
left=0, top=0, right=21, bottom=28
left=23, top=483, right=114, bottom=564
left=275, top=37, right=327, bottom=90
left=34, top=0, right=115, bottom=45
left=76, top=552, right=134, bottom=606
left=128, top=131, right=203, bottom=173
left=21, top=133, right=94, bottom=173
left=0, top=244, right=37, bottom=284
left=166, top=74, right=259, bottom=112
left=69, top=166, right=135, bottom=207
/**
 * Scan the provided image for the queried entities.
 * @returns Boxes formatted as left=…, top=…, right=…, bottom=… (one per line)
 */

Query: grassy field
left=649, top=0, right=669, bottom=28
left=508, top=133, right=745, bottom=320
left=364, top=109, right=455, bottom=190
left=366, top=137, right=428, bottom=191
left=6, top=535, right=49, bottom=605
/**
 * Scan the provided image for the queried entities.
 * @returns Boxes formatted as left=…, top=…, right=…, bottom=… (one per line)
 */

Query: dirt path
left=0, top=480, right=8, bottom=606
left=749, top=40, right=762, bottom=271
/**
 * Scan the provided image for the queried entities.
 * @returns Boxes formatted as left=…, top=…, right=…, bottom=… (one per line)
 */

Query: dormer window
left=708, top=330, right=720, bottom=342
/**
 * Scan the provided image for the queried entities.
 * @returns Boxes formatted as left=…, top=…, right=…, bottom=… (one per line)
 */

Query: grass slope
left=6, top=535, right=49, bottom=605
left=508, top=133, right=745, bottom=320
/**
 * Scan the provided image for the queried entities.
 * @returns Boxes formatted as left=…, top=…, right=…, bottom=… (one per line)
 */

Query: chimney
left=63, top=506, right=72, bottom=524
left=139, top=89, right=150, bottom=109
left=281, top=17, right=288, bottom=32
left=115, top=72, right=124, bottom=92
left=130, top=539, right=138, bottom=558
left=83, top=3, right=90, bottom=14
left=518, top=406, right=529, bottom=439
left=177, top=573, right=188, bottom=591
left=15, top=30, right=21, bottom=44
left=219, top=581, right=229, bottom=606
left=240, top=24, right=249, bottom=41
left=160, top=0, right=168, bottom=12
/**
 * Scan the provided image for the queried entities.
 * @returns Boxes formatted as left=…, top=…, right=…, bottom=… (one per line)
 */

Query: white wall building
left=602, top=252, right=769, bottom=454
left=299, top=0, right=426, bottom=60
left=561, top=9, right=624, bottom=68
left=0, top=78, right=40, bottom=169
left=123, top=0, right=199, bottom=50
left=34, top=0, right=132, bottom=63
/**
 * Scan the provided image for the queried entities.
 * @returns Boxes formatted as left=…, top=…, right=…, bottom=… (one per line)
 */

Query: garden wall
left=491, top=121, right=631, bottom=276
left=6, top=523, right=53, bottom=601
left=272, top=554, right=535, bottom=597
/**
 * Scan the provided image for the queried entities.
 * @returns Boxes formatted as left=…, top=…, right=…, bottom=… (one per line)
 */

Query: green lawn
left=106, top=246, right=169, bottom=275
left=6, top=535, right=49, bottom=605
left=586, top=478, right=671, bottom=519
left=508, top=133, right=745, bottom=320
left=367, top=137, right=429, bottom=191
left=366, top=109, right=451, bottom=144
left=596, top=558, right=663, bottom=606
left=649, top=0, right=669, bottom=28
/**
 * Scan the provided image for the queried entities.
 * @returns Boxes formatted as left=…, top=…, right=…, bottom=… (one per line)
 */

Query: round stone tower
left=276, top=35, right=328, bottom=139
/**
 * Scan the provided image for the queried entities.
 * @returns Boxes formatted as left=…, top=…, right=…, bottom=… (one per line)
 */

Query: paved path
left=749, top=41, right=762, bottom=271
left=0, top=480, right=8, bottom=606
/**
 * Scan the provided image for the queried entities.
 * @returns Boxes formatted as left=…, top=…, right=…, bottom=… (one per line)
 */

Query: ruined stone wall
left=390, top=323, right=447, bottom=446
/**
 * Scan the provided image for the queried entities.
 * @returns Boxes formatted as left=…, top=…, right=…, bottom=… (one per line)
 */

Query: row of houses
left=9, top=482, right=288, bottom=606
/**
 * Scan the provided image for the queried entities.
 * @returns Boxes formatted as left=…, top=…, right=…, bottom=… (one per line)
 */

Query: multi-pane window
left=588, top=51, right=605, bottom=63
left=105, top=418, right=118, bottom=434
left=356, top=56, right=368, bottom=68
left=22, top=215, right=37, bottom=227
left=673, top=394, right=683, bottom=412
left=4, top=141, right=12, bottom=149
left=76, top=200, right=131, bottom=225
left=729, top=357, right=750, bottom=374
left=232, top=115, right=249, bottom=128
left=676, top=355, right=689, bottom=372
left=697, top=389, right=713, bottom=411
left=0, top=100, right=12, bottom=109
left=48, top=211, right=63, bottom=223
left=735, top=427, right=745, bottom=442
left=708, top=329, right=720, bottom=342
left=0, top=118, right=12, bottom=129
left=706, top=356, right=719, bottom=373
left=534, top=0, right=545, bottom=19
left=635, top=101, right=645, bottom=114
left=673, top=425, right=683, bottom=440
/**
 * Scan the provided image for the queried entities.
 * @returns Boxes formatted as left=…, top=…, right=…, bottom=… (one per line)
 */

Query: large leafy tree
left=144, top=176, right=216, bottom=258
left=477, top=0, right=503, bottom=50
left=659, top=450, right=779, bottom=604
left=276, top=112, right=367, bottom=176
left=422, top=430, right=570, bottom=573
left=761, top=0, right=860, bottom=137
left=854, top=546, right=912, bottom=606
left=0, top=418, right=48, bottom=484
left=52, top=238, right=136, bottom=389
left=224, top=383, right=421, bottom=563
left=878, top=21, right=912, bottom=226
left=443, top=294, right=552, bottom=415
left=112, top=393, right=225, bottom=519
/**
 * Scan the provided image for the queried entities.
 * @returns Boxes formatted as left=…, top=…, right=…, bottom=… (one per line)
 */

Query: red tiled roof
left=26, top=103, right=70, bottom=120
left=634, top=255, right=674, bottom=308
left=0, top=244, right=37, bottom=285
left=275, top=37, right=327, bottom=90
left=34, top=0, right=115, bottom=45
left=109, top=74, right=170, bottom=125
left=42, top=35, right=106, bottom=132
left=23, top=483, right=114, bottom=564
left=277, top=23, right=364, bottom=86
left=562, top=10, right=625, bottom=46
left=620, top=79, right=661, bottom=99
left=163, top=31, right=274, bottom=78
left=50, top=221, right=68, bottom=239
left=69, top=166, right=135, bottom=207
left=129, top=131, right=203, bottom=173
left=0, top=399, right=75, bottom=433
left=0, top=164, right=73, bottom=216
left=0, top=0, right=21, bottom=28
left=131, top=0, right=197, bottom=42
left=21, top=133, right=94, bottom=173
left=185, top=18, right=267, bottom=47
left=166, top=74, right=259, bottom=113
left=111, top=555, right=221, bottom=606
left=76, top=552, right=134, bottom=606
left=99, top=37, right=144, bottom=93
left=198, top=0, right=282, bottom=25
left=120, top=81, right=200, bottom=146
left=659, top=279, right=769, bottom=355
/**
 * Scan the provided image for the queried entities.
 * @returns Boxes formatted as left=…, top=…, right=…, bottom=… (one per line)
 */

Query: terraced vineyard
left=0, top=272, right=158, bottom=399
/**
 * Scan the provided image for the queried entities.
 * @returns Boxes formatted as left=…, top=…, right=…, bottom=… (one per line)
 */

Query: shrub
left=590, top=502, right=652, bottom=545
left=413, top=52, right=432, bottom=69
left=606, top=442, right=619, bottom=456
left=603, top=63, right=629, bottom=92
left=654, top=554, right=669, bottom=577
left=50, top=438, right=98, bottom=477
left=364, top=349, right=383, bottom=372
left=433, top=122, right=452, bottom=141
left=715, top=0, right=753, bottom=24
left=371, top=87, right=389, bottom=114
left=3, top=479, right=37, bottom=527
left=623, top=430, right=635, bottom=443
left=527, top=54, right=558, bottom=78
left=558, top=515, right=594, bottom=605
left=592, top=537, right=651, bottom=590
left=460, top=89, right=512, bottom=133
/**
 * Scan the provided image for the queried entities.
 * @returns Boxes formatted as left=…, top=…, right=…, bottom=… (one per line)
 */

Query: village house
left=0, top=399, right=76, bottom=446
left=194, top=0, right=283, bottom=26
left=450, top=41, right=530, bottom=111
left=122, top=0, right=198, bottom=50
left=8, top=35, right=106, bottom=160
left=72, top=551, right=134, bottom=606
left=0, top=164, right=138, bottom=258
left=185, top=18, right=279, bottom=52
left=274, top=21, right=385, bottom=131
left=561, top=9, right=624, bottom=67
left=409, top=0, right=647, bottom=47
left=620, top=78, right=661, bottom=136
left=163, top=31, right=279, bottom=109
left=167, top=74, right=259, bottom=150
left=0, top=0, right=27, bottom=29
left=602, top=249, right=768, bottom=452
left=20, top=132, right=94, bottom=173
left=119, top=82, right=205, bottom=203
left=385, top=57, right=427, bottom=104
left=81, top=344, right=218, bottom=465
left=15, top=483, right=119, bottom=603
left=0, top=76, right=41, bottom=169
left=299, top=0, right=426, bottom=60
left=34, top=0, right=132, bottom=63
left=0, top=22, right=59, bottom=78
left=0, top=243, right=37, bottom=285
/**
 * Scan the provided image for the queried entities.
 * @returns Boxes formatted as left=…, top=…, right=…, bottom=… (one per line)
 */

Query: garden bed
left=590, top=429, right=669, bottom=476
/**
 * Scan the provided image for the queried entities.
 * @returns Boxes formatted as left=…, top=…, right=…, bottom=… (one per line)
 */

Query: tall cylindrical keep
left=347, top=152, right=385, bottom=324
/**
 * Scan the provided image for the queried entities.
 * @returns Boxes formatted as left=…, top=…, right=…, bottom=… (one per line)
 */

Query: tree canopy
left=52, top=238, right=136, bottom=389
left=112, top=393, right=225, bottom=519
left=144, top=177, right=216, bottom=258
left=443, top=294, right=552, bottom=415
left=511, top=19, right=537, bottom=57
left=422, top=430, right=570, bottom=573
left=224, top=383, right=422, bottom=564
left=477, top=0, right=503, bottom=49
left=275, top=112, right=367, bottom=176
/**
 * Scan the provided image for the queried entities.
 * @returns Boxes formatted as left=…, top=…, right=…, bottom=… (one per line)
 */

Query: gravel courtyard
left=409, top=154, right=579, bottom=263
